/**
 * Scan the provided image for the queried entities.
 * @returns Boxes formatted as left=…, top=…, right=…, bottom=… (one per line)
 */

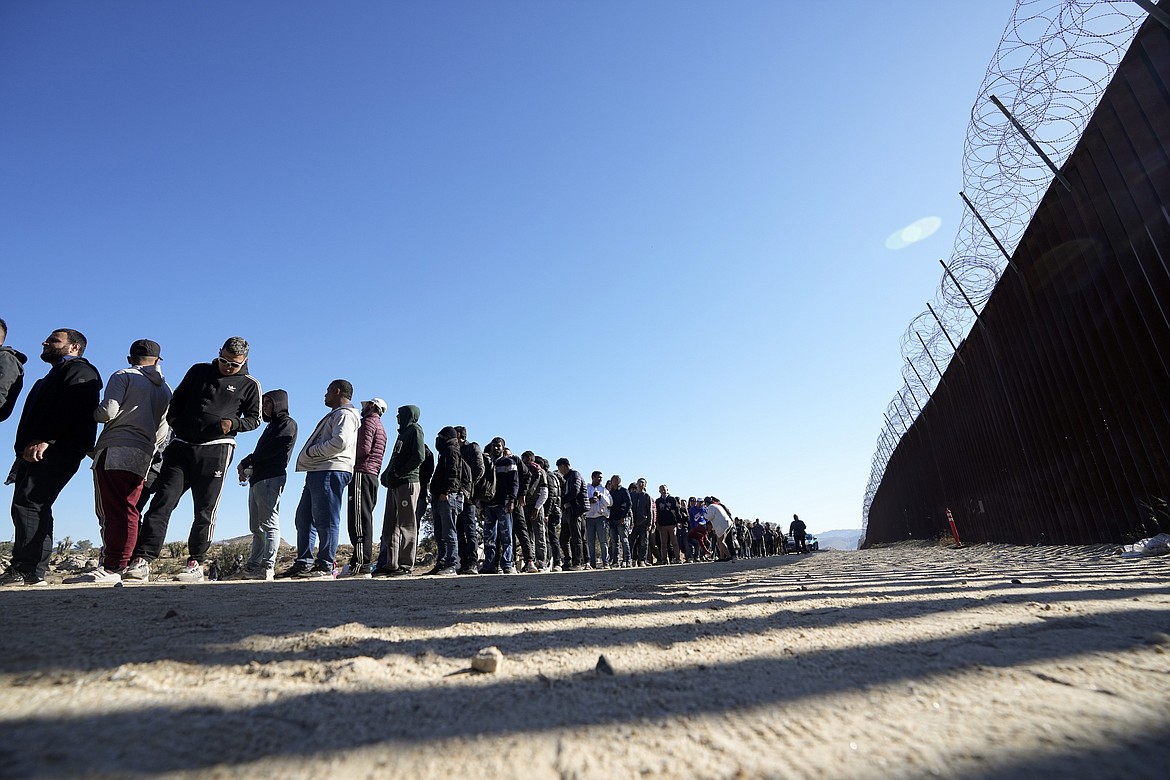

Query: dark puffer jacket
left=431, top=426, right=463, bottom=498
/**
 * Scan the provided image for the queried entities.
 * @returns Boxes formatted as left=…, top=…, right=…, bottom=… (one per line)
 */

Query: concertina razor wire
left=863, top=0, right=1150, bottom=534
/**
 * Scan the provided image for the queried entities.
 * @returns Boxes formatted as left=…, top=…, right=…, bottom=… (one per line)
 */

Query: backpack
left=455, top=448, right=473, bottom=498
left=460, top=441, right=485, bottom=486
left=475, top=451, right=496, bottom=503
left=514, top=456, right=530, bottom=501
left=525, top=464, right=547, bottom=504
left=545, top=470, right=562, bottom=513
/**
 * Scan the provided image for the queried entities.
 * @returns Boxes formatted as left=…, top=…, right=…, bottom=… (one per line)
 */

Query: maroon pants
left=95, top=462, right=145, bottom=570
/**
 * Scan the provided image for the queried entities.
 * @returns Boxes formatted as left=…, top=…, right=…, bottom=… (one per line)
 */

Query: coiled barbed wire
left=863, top=0, right=1149, bottom=536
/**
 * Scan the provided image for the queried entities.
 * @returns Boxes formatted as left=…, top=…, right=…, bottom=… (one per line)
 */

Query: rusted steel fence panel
left=867, top=15, right=1170, bottom=545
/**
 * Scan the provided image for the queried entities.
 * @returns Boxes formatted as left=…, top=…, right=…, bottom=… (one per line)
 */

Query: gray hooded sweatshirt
left=93, top=363, right=173, bottom=477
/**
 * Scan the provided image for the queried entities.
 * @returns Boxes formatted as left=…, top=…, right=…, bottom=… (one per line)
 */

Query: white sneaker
left=63, top=567, right=124, bottom=585
left=175, top=561, right=205, bottom=582
left=123, top=557, right=151, bottom=582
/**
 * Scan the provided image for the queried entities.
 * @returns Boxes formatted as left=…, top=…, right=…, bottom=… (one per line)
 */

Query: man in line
left=127, top=337, right=261, bottom=583
left=0, top=318, right=27, bottom=424
left=427, top=426, right=464, bottom=576
left=504, top=446, right=532, bottom=573
left=556, top=457, right=588, bottom=571
left=67, top=340, right=171, bottom=585
left=540, top=456, right=562, bottom=572
left=751, top=519, right=765, bottom=557
left=481, top=437, right=518, bottom=574
left=655, top=484, right=683, bottom=565
left=344, top=397, right=386, bottom=576
left=630, top=479, right=653, bottom=567
left=2, top=329, right=102, bottom=587
left=375, top=405, right=425, bottom=577
left=235, top=389, right=297, bottom=580
left=790, top=514, right=809, bottom=554
left=521, top=450, right=548, bottom=573
left=584, top=470, right=612, bottom=569
left=686, top=497, right=706, bottom=563
left=282, top=380, right=360, bottom=578
left=607, top=475, right=632, bottom=567
left=704, top=496, right=734, bottom=561
left=454, top=426, right=486, bottom=575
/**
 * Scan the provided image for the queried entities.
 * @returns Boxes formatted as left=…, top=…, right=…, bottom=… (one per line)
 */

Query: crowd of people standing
left=0, top=324, right=811, bottom=587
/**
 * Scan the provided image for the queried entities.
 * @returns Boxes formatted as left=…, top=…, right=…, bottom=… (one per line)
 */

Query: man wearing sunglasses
left=125, top=336, right=262, bottom=582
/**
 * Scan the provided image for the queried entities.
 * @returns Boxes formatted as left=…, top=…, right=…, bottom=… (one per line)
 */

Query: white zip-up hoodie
left=295, top=402, right=360, bottom=472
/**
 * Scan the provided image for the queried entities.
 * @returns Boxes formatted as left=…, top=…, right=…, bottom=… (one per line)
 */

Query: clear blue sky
left=0, top=1, right=1016, bottom=544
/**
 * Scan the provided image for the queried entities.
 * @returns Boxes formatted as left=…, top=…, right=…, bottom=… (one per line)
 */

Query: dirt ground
left=1, top=542, right=1168, bottom=779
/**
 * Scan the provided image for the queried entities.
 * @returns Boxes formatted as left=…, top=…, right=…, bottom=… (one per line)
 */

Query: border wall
left=865, top=11, right=1170, bottom=545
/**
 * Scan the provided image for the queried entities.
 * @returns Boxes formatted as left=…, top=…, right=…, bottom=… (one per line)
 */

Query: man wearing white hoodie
left=67, top=339, right=171, bottom=584
left=288, top=379, right=360, bottom=579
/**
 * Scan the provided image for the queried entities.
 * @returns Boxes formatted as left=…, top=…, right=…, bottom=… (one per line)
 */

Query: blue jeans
left=457, top=500, right=479, bottom=569
left=608, top=519, right=630, bottom=564
left=482, top=504, right=513, bottom=572
left=432, top=492, right=462, bottom=569
left=585, top=516, right=609, bottom=567
left=247, top=475, right=285, bottom=570
left=293, top=470, right=352, bottom=569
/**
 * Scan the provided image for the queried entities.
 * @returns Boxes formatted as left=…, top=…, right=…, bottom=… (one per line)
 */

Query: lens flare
left=885, top=216, right=942, bottom=250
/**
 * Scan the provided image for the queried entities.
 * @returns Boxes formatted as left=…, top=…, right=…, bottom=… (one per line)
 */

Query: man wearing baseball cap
left=126, top=336, right=262, bottom=583
left=341, top=397, right=386, bottom=576
left=65, top=339, right=172, bottom=585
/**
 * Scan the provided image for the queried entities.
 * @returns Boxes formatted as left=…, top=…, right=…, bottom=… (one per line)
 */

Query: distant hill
left=813, top=529, right=863, bottom=551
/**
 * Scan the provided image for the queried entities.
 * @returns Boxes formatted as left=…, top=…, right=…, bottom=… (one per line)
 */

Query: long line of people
left=0, top=325, right=804, bottom=587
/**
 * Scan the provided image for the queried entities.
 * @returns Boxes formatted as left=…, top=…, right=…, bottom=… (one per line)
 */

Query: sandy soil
left=1, top=542, right=1168, bottom=779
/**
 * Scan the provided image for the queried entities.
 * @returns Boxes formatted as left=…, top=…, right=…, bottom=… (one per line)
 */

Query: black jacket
left=431, top=427, right=463, bottom=498
left=417, top=444, right=435, bottom=495
left=545, top=469, right=562, bottom=514
left=167, top=362, right=262, bottom=444
left=524, top=463, right=548, bottom=505
left=632, top=491, right=652, bottom=524
left=655, top=494, right=684, bottom=527
left=459, top=440, right=483, bottom=498
left=560, top=468, right=587, bottom=516
left=238, top=389, right=298, bottom=484
left=610, top=485, right=632, bottom=521
left=0, top=345, right=27, bottom=423
left=489, top=453, right=521, bottom=506
left=15, top=356, right=102, bottom=456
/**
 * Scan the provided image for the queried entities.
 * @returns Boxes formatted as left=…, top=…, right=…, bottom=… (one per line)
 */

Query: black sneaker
left=274, top=563, right=309, bottom=579
left=388, top=567, right=412, bottom=577
left=457, top=567, right=479, bottom=576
